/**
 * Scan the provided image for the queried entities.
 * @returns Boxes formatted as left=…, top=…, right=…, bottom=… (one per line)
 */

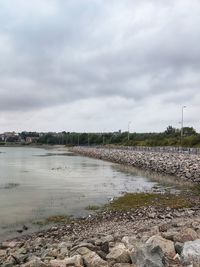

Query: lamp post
left=77, top=134, right=80, bottom=146
left=128, top=121, right=131, bottom=141
left=103, top=134, right=105, bottom=145
left=88, top=133, right=90, bottom=146
left=181, top=106, right=186, bottom=146
left=102, top=128, right=106, bottom=145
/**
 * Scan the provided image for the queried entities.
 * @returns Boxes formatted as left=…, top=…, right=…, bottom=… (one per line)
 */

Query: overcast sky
left=0, top=0, right=199, bottom=133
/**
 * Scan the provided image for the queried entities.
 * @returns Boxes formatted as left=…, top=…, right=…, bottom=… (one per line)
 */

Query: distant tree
left=183, top=127, right=196, bottom=136
left=165, top=126, right=176, bottom=135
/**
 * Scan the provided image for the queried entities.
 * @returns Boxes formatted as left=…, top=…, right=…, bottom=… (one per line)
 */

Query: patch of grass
left=85, top=205, right=101, bottom=211
left=34, top=215, right=72, bottom=226
left=105, top=193, right=192, bottom=211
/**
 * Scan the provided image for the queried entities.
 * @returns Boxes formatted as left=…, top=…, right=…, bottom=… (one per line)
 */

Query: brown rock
left=0, top=249, right=7, bottom=257
left=174, top=228, right=198, bottom=243
left=75, top=247, right=108, bottom=267
left=106, top=243, right=131, bottom=263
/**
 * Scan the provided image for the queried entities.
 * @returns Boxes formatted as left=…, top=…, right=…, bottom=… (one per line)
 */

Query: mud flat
left=71, top=147, right=200, bottom=183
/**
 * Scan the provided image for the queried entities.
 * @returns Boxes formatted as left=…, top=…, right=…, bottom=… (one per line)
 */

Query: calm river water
left=0, top=146, right=177, bottom=240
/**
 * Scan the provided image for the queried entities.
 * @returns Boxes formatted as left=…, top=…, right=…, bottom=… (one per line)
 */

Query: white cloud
left=0, top=0, right=200, bottom=132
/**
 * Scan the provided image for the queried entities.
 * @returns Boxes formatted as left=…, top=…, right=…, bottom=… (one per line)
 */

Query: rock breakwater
left=71, top=147, right=200, bottom=183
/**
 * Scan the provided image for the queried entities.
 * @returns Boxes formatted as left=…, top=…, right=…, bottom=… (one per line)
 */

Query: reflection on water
left=0, top=183, right=20, bottom=190
left=0, top=147, right=178, bottom=240
left=35, top=152, right=77, bottom=157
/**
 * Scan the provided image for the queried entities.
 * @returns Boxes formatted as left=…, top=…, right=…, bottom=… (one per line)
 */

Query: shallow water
left=0, top=146, right=177, bottom=241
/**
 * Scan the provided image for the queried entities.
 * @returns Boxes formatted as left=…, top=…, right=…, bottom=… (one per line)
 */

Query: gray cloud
left=0, top=0, right=200, bottom=131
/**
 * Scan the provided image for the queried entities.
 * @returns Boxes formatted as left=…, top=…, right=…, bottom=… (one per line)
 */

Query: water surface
left=0, top=146, right=177, bottom=240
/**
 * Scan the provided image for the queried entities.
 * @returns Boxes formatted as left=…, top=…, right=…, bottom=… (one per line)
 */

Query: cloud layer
left=0, top=0, right=199, bottom=132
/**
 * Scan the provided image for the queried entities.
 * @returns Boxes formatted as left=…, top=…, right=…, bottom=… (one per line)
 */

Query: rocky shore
left=1, top=206, right=200, bottom=266
left=71, top=147, right=200, bottom=183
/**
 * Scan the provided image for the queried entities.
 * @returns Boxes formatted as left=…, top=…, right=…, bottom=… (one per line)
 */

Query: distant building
left=113, top=130, right=122, bottom=136
left=25, top=137, right=39, bottom=144
left=1, top=132, right=19, bottom=142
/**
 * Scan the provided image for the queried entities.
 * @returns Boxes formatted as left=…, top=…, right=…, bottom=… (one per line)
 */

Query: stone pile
left=71, top=147, right=200, bottom=183
left=1, top=209, right=200, bottom=267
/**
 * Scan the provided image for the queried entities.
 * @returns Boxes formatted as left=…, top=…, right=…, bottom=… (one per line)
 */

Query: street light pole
left=128, top=121, right=131, bottom=141
left=88, top=133, right=90, bottom=146
left=77, top=134, right=80, bottom=146
left=102, top=128, right=106, bottom=145
left=181, top=106, right=186, bottom=146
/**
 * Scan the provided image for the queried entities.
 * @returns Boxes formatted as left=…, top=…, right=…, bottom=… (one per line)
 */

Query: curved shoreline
left=71, top=146, right=200, bottom=184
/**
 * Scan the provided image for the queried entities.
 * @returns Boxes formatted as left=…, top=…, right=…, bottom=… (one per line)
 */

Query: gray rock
left=181, top=239, right=200, bottom=265
left=130, top=244, right=166, bottom=267
left=100, top=241, right=109, bottom=254
left=174, top=242, right=183, bottom=255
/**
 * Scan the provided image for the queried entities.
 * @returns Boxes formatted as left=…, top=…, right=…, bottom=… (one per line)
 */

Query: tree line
left=33, top=126, right=200, bottom=147
left=1, top=126, right=199, bottom=147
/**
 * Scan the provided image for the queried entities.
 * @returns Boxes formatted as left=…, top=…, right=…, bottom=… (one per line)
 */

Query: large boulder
left=75, top=247, right=108, bottom=267
left=130, top=244, right=166, bottom=267
left=174, top=228, right=198, bottom=243
left=146, top=235, right=176, bottom=258
left=106, top=243, right=131, bottom=263
left=181, top=239, right=200, bottom=266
